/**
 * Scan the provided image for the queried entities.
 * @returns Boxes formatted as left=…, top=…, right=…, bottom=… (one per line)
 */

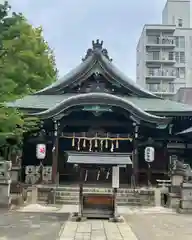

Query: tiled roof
left=35, top=40, right=158, bottom=98
left=7, top=93, right=192, bottom=115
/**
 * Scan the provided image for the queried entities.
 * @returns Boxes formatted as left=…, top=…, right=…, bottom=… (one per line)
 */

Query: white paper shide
left=36, top=144, right=46, bottom=159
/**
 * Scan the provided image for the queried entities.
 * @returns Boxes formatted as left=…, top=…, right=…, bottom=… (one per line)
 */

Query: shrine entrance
left=57, top=126, right=134, bottom=185
left=59, top=151, right=133, bottom=186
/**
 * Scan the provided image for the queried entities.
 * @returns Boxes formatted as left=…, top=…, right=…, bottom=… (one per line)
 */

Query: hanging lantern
left=36, top=144, right=46, bottom=159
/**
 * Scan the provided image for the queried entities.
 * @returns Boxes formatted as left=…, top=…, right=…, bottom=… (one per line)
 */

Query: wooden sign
left=112, top=166, right=119, bottom=188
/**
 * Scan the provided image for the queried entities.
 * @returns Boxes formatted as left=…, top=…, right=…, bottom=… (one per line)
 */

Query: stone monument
left=0, top=158, right=12, bottom=208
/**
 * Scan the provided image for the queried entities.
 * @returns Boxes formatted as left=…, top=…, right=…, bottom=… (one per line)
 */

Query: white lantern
left=144, top=146, right=155, bottom=163
left=36, top=144, right=46, bottom=159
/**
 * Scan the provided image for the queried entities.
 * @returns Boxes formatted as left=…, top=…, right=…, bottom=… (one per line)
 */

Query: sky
left=7, top=0, right=168, bottom=80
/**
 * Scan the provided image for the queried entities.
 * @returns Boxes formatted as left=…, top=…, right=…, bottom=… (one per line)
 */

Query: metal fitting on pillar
left=135, top=125, right=139, bottom=139
left=54, top=120, right=58, bottom=137
left=169, top=124, right=173, bottom=135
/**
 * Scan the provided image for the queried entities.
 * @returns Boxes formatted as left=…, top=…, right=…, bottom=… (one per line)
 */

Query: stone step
left=38, top=196, right=152, bottom=206
left=54, top=187, right=154, bottom=194
left=55, top=192, right=148, bottom=198
left=55, top=196, right=145, bottom=204
left=54, top=199, right=143, bottom=206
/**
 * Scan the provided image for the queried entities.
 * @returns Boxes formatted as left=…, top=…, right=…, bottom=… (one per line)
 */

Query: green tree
left=0, top=1, right=57, bottom=147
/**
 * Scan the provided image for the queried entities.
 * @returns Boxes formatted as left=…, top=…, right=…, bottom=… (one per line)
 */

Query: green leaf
left=0, top=2, right=57, bottom=145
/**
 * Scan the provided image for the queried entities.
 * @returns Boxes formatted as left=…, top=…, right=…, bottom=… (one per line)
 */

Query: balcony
left=146, top=54, right=175, bottom=64
left=147, top=83, right=186, bottom=95
left=146, top=68, right=176, bottom=80
left=146, top=36, right=175, bottom=48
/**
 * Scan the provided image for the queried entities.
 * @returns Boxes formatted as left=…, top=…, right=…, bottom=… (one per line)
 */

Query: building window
left=147, top=83, right=160, bottom=92
left=175, top=52, right=185, bottom=63
left=147, top=51, right=160, bottom=60
left=147, top=35, right=160, bottom=44
left=175, top=36, right=185, bottom=48
left=178, top=18, right=183, bottom=27
left=161, top=83, right=175, bottom=93
left=168, top=52, right=174, bottom=60
left=148, top=67, right=161, bottom=76
left=176, top=67, right=185, bottom=78
left=169, top=83, right=175, bottom=92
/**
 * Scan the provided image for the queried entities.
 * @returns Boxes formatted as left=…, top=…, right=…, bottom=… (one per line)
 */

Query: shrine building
left=7, top=40, right=192, bottom=186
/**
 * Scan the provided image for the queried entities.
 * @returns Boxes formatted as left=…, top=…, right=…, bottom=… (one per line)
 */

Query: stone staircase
left=51, top=186, right=155, bottom=206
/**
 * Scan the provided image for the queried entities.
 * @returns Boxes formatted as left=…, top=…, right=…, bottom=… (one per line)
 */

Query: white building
left=136, top=0, right=192, bottom=98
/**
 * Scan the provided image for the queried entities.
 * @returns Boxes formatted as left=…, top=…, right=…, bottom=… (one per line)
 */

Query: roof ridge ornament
left=82, top=39, right=112, bottom=62
left=92, top=39, right=103, bottom=50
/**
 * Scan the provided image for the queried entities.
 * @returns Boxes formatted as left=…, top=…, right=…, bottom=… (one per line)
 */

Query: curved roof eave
left=98, top=53, right=159, bottom=99
left=30, top=92, right=171, bottom=125
left=35, top=55, right=96, bottom=95
left=34, top=48, right=161, bottom=98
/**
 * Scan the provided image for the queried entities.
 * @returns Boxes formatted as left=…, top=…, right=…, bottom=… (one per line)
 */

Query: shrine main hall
left=7, top=40, right=192, bottom=186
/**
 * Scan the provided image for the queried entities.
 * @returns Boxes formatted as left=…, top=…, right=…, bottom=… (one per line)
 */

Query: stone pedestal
left=179, top=182, right=192, bottom=213
left=168, top=193, right=180, bottom=208
left=172, top=175, right=183, bottom=186
left=27, top=186, right=38, bottom=204
left=0, top=160, right=12, bottom=209
left=31, top=187, right=38, bottom=204
left=0, top=180, right=11, bottom=208
left=154, top=188, right=161, bottom=206
left=11, top=166, right=21, bottom=182
left=168, top=174, right=184, bottom=209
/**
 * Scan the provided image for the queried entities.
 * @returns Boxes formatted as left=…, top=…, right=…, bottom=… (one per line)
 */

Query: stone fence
left=36, top=186, right=158, bottom=206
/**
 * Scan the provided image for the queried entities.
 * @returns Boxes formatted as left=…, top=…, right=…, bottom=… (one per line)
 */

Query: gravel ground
left=124, top=213, right=192, bottom=240
left=0, top=210, right=69, bottom=240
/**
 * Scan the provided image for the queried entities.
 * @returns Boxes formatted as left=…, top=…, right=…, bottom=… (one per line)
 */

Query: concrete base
left=177, top=208, right=192, bottom=214
left=109, top=215, right=124, bottom=223
left=70, top=212, right=124, bottom=222
left=168, top=193, right=180, bottom=209
left=180, top=200, right=192, bottom=209
left=70, top=213, right=87, bottom=222
left=27, top=186, right=38, bottom=204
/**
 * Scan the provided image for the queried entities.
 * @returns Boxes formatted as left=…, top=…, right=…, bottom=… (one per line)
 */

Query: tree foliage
left=0, top=1, right=57, bottom=146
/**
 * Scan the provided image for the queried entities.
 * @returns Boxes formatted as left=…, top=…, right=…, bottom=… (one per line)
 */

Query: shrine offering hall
left=7, top=40, right=192, bottom=187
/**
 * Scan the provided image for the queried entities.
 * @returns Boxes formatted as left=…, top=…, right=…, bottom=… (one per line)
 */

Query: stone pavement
left=0, top=210, right=69, bottom=240
left=59, top=219, right=137, bottom=240
left=124, top=213, right=192, bottom=240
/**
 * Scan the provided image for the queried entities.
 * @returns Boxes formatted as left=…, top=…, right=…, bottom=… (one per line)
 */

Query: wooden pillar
left=79, top=168, right=83, bottom=217
left=52, top=120, right=59, bottom=184
left=132, top=123, right=139, bottom=187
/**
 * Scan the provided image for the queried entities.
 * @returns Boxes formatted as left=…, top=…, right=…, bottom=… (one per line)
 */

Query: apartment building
left=136, top=0, right=192, bottom=98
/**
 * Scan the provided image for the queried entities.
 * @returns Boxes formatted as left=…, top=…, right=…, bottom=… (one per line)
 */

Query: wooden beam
left=61, top=120, right=131, bottom=128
